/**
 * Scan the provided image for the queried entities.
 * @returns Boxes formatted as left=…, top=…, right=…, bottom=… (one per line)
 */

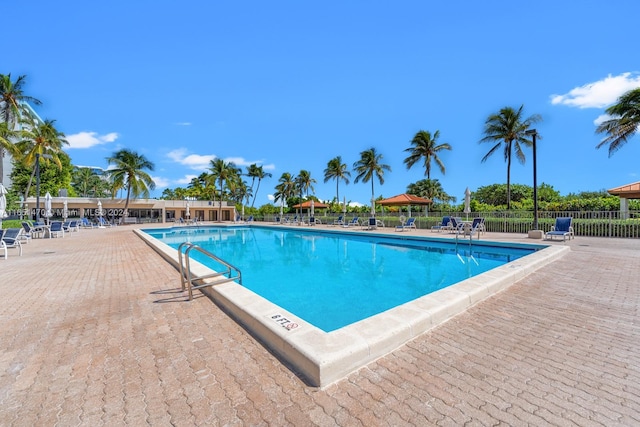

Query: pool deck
left=1, top=223, right=639, bottom=425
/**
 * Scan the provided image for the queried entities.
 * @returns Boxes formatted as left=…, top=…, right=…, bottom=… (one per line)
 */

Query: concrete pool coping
left=134, top=226, right=569, bottom=388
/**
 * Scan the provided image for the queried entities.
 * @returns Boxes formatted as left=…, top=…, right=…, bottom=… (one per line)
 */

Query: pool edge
left=134, top=228, right=569, bottom=388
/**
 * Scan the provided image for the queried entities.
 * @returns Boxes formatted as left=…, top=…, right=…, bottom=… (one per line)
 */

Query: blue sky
left=5, top=1, right=640, bottom=206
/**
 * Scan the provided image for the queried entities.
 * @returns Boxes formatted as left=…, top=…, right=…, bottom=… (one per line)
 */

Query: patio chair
left=1, top=228, right=23, bottom=257
left=346, top=217, right=360, bottom=227
left=21, top=221, right=44, bottom=241
left=80, top=217, right=96, bottom=228
left=545, top=217, right=574, bottom=241
left=431, top=216, right=451, bottom=233
left=467, top=217, right=485, bottom=239
left=332, top=215, right=344, bottom=226
left=98, top=217, right=114, bottom=228
left=244, top=215, right=254, bottom=223
left=448, top=217, right=464, bottom=234
left=395, top=217, right=416, bottom=232
left=49, top=221, right=65, bottom=238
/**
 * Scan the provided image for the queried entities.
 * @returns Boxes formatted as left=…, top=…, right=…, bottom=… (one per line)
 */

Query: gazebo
left=376, top=193, right=432, bottom=216
left=291, top=200, right=329, bottom=216
left=608, top=181, right=640, bottom=219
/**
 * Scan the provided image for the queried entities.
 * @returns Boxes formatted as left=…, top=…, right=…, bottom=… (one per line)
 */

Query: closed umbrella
left=464, top=187, right=471, bottom=220
left=97, top=200, right=103, bottom=226
left=342, top=196, right=347, bottom=218
left=63, top=199, right=69, bottom=220
left=310, top=200, right=315, bottom=217
left=0, top=183, right=8, bottom=228
left=44, top=192, right=53, bottom=224
left=186, top=201, right=190, bottom=219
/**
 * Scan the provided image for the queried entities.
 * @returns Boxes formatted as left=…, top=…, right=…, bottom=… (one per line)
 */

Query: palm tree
left=404, top=130, right=451, bottom=179
left=249, top=165, right=272, bottom=208
left=274, top=172, right=296, bottom=211
left=353, top=147, right=391, bottom=207
left=596, top=87, right=640, bottom=157
left=323, top=156, right=351, bottom=205
left=0, top=73, right=42, bottom=184
left=209, top=158, right=239, bottom=221
left=17, top=118, right=69, bottom=200
left=297, top=170, right=316, bottom=197
left=479, top=105, right=541, bottom=209
left=72, top=166, right=107, bottom=197
left=406, top=178, right=456, bottom=205
left=106, top=149, right=156, bottom=220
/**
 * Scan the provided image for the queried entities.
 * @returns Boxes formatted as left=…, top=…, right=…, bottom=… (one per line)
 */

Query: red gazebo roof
left=291, top=200, right=329, bottom=208
left=608, top=181, right=640, bottom=199
left=377, top=193, right=432, bottom=206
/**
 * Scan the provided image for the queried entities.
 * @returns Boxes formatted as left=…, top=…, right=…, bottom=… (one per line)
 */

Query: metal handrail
left=178, top=242, right=242, bottom=301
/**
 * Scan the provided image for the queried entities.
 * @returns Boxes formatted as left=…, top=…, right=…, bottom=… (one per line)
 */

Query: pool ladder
left=178, top=242, right=242, bottom=301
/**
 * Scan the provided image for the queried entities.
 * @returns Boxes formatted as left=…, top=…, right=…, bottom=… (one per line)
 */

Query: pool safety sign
left=270, top=314, right=299, bottom=331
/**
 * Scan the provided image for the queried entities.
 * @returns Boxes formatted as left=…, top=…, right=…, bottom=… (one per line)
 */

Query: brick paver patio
left=1, top=224, right=639, bottom=426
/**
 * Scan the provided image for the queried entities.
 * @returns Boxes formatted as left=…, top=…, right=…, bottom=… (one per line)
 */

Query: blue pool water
left=144, top=226, right=540, bottom=332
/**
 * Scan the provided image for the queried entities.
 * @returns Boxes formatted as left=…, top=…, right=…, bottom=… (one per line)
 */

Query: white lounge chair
left=395, top=217, right=416, bottom=232
left=1, top=228, right=23, bottom=257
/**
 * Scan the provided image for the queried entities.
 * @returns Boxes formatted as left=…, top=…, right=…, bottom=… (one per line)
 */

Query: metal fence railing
left=262, top=210, right=640, bottom=239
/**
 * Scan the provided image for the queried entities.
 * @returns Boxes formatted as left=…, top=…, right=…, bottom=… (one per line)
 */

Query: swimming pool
left=144, top=226, right=537, bottom=332
left=136, top=224, right=568, bottom=387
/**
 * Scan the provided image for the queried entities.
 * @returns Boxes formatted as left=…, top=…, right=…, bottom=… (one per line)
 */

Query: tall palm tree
left=249, top=165, right=272, bottom=208
left=596, top=87, right=640, bottom=157
left=209, top=158, right=239, bottom=221
left=479, top=105, right=541, bottom=209
left=297, top=169, right=316, bottom=197
left=353, top=147, right=391, bottom=206
left=323, top=156, right=350, bottom=204
left=106, top=149, right=156, bottom=220
left=274, top=172, right=296, bottom=209
left=17, top=118, right=69, bottom=200
left=404, top=130, right=451, bottom=179
left=0, top=73, right=42, bottom=184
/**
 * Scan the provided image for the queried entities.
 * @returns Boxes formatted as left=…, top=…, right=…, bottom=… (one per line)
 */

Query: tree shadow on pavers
left=150, top=287, right=207, bottom=303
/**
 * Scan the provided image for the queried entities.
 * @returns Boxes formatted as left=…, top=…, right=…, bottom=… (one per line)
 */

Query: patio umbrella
left=310, top=199, right=315, bottom=217
left=97, top=200, right=103, bottom=225
left=464, top=187, right=471, bottom=220
left=0, top=183, right=8, bottom=228
left=343, top=196, right=347, bottom=217
left=186, top=201, right=190, bottom=218
left=280, top=199, right=283, bottom=219
left=63, top=199, right=69, bottom=220
left=44, top=192, right=53, bottom=224
left=370, top=197, right=376, bottom=217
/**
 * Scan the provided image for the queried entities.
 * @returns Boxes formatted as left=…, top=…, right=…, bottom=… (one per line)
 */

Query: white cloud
left=550, top=72, right=640, bottom=109
left=176, top=174, right=198, bottom=185
left=66, top=131, right=119, bottom=149
left=151, top=176, right=170, bottom=188
left=167, top=148, right=216, bottom=170
left=174, top=122, right=192, bottom=126
left=593, top=114, right=611, bottom=126
left=267, top=194, right=275, bottom=201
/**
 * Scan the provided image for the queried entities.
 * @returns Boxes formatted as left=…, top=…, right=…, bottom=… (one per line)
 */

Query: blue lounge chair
left=431, top=216, right=451, bottom=232
left=362, top=217, right=378, bottom=230
left=98, top=217, right=114, bottom=228
left=49, top=221, right=65, bottom=238
left=80, top=217, right=96, bottom=228
left=332, top=215, right=344, bottom=226
left=1, top=228, right=23, bottom=257
left=395, top=217, right=416, bottom=232
left=448, top=217, right=464, bottom=234
left=346, top=217, right=360, bottom=227
left=545, top=217, right=574, bottom=241
left=244, top=215, right=254, bottom=223
left=467, top=217, right=485, bottom=239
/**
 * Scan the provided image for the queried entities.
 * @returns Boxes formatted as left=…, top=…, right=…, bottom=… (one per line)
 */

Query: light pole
left=35, top=153, right=53, bottom=222
left=525, top=129, right=538, bottom=230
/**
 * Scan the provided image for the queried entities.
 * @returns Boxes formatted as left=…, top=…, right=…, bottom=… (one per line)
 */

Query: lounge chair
left=244, top=215, right=254, bottom=223
left=431, top=216, right=451, bottom=233
left=362, top=217, right=378, bottom=230
left=448, top=217, right=464, bottom=234
left=21, top=221, right=45, bottom=241
left=80, top=217, right=96, bottom=228
left=49, top=221, right=65, bottom=238
left=466, top=217, right=485, bottom=239
left=332, top=215, right=344, bottom=226
left=98, top=217, right=114, bottom=228
left=1, top=228, right=23, bottom=257
left=395, top=217, right=416, bottom=232
left=545, top=217, right=574, bottom=241
left=345, top=217, right=360, bottom=227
